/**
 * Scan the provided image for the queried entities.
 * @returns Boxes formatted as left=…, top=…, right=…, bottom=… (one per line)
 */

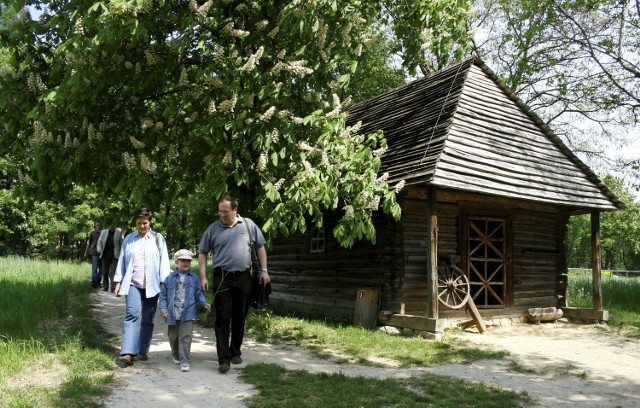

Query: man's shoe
left=172, top=357, right=180, bottom=364
left=102, top=287, right=108, bottom=292
left=231, top=355, right=243, bottom=365
left=218, top=363, right=230, bottom=373
left=117, top=354, right=133, bottom=367
left=180, top=363, right=190, bottom=372
left=137, top=353, right=149, bottom=361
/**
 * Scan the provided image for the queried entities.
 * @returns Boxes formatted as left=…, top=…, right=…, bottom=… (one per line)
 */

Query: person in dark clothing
left=97, top=221, right=122, bottom=292
left=84, top=219, right=103, bottom=288
left=198, top=195, right=270, bottom=374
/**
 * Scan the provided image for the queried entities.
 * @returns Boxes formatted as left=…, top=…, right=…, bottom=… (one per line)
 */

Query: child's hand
left=204, top=304, right=211, bottom=312
left=161, top=312, right=168, bottom=319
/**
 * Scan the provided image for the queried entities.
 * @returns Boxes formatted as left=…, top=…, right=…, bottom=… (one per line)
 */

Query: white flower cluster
left=302, top=160, right=314, bottom=177
left=298, top=141, right=313, bottom=151
left=344, top=205, right=354, bottom=218
left=213, top=47, right=225, bottom=63
left=184, top=112, right=198, bottom=124
left=30, top=121, right=53, bottom=147
left=125, top=61, right=134, bottom=69
left=273, top=178, right=285, bottom=191
left=207, top=76, right=224, bottom=88
left=141, top=119, right=154, bottom=129
left=317, top=23, right=328, bottom=49
left=208, top=100, right=216, bottom=114
left=394, top=180, right=406, bottom=193
left=223, top=150, right=233, bottom=165
left=267, top=26, right=279, bottom=38
left=122, top=152, right=136, bottom=170
left=203, top=154, right=213, bottom=165
left=235, top=3, right=246, bottom=11
left=270, top=128, right=280, bottom=143
left=368, top=195, right=380, bottom=210
left=130, top=136, right=146, bottom=149
left=257, top=153, right=267, bottom=172
left=223, top=22, right=250, bottom=38
left=277, top=49, right=286, bottom=59
left=321, top=152, right=329, bottom=167
left=17, top=171, right=35, bottom=187
left=271, top=60, right=313, bottom=76
left=325, top=94, right=341, bottom=118
left=341, top=23, right=352, bottom=45
left=219, top=95, right=237, bottom=112
left=145, top=49, right=160, bottom=65
left=179, top=68, right=189, bottom=87
left=376, top=172, right=389, bottom=183
left=140, top=154, right=157, bottom=173
left=340, top=120, right=362, bottom=138
left=26, top=73, right=46, bottom=93
left=256, top=20, right=269, bottom=30
left=259, top=106, right=276, bottom=122
left=197, top=0, right=212, bottom=17
left=74, top=19, right=84, bottom=35
left=63, top=131, right=80, bottom=148
left=155, top=121, right=163, bottom=130
left=373, top=146, right=387, bottom=157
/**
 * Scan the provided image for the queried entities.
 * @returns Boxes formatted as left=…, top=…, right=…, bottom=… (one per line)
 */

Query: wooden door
left=467, top=216, right=507, bottom=307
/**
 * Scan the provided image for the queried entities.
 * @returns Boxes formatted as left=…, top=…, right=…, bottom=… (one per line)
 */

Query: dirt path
left=93, top=290, right=640, bottom=407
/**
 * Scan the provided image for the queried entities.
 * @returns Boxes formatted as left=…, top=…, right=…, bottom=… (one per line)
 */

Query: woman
left=113, top=207, right=171, bottom=367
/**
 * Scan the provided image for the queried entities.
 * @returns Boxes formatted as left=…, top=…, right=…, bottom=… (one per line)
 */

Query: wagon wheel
left=437, top=263, right=470, bottom=309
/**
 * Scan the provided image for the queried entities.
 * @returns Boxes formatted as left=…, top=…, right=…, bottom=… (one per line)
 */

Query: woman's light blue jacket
left=159, top=270, right=208, bottom=324
left=113, top=230, right=171, bottom=298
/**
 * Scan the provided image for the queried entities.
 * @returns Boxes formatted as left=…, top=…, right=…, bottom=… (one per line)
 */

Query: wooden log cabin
left=267, top=57, right=623, bottom=330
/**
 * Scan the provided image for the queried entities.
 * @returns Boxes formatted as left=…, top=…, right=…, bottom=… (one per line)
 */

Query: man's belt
left=214, top=267, right=250, bottom=274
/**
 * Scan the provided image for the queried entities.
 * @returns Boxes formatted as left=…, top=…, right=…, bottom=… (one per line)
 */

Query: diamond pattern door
left=467, top=217, right=506, bottom=307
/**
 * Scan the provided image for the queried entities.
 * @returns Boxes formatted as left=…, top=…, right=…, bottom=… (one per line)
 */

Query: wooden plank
left=426, top=186, right=438, bottom=318
left=561, top=307, right=609, bottom=321
left=377, top=312, right=444, bottom=332
left=591, top=211, right=603, bottom=310
left=464, top=296, right=487, bottom=333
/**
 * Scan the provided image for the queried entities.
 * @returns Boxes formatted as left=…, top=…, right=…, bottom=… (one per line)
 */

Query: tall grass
left=568, top=271, right=640, bottom=338
left=0, top=256, right=117, bottom=407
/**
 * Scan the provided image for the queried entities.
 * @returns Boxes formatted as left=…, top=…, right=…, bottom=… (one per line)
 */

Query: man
left=198, top=195, right=270, bottom=374
left=84, top=219, right=103, bottom=289
left=97, top=220, right=122, bottom=292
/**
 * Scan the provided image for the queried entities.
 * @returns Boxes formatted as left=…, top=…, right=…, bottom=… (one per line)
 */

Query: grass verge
left=240, top=363, right=534, bottom=408
left=0, top=256, right=118, bottom=407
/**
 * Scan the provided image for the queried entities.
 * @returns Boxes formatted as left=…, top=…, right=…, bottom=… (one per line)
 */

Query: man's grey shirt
left=198, top=216, right=265, bottom=272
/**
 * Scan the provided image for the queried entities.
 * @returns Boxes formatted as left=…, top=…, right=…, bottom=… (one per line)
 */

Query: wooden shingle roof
left=347, top=57, right=623, bottom=211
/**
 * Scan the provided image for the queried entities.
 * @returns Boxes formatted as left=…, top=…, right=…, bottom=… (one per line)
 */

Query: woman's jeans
left=120, top=286, right=158, bottom=356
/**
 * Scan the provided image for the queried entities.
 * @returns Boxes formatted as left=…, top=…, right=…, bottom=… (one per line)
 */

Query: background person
left=198, top=195, right=270, bottom=374
left=160, top=249, right=211, bottom=372
left=97, top=220, right=122, bottom=292
left=113, top=208, right=171, bottom=367
left=84, top=219, right=103, bottom=289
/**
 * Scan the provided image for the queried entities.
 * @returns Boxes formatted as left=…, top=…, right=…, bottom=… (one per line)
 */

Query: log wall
left=267, top=212, right=400, bottom=321
left=268, top=186, right=567, bottom=322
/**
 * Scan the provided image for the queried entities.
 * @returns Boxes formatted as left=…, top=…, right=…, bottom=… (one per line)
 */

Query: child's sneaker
left=180, top=363, right=190, bottom=372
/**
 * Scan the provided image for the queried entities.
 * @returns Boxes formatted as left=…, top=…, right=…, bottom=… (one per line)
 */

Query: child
left=159, top=249, right=211, bottom=372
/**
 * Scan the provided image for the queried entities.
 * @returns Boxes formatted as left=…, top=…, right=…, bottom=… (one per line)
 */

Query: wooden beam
left=561, top=307, right=609, bottom=321
left=591, top=210, right=603, bottom=310
left=378, top=312, right=443, bottom=332
left=425, top=185, right=438, bottom=318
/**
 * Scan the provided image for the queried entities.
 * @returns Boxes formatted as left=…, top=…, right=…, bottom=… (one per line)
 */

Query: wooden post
left=591, top=210, right=603, bottom=311
left=425, top=186, right=438, bottom=319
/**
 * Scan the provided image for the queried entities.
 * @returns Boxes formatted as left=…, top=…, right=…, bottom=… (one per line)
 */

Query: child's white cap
left=174, top=249, right=194, bottom=262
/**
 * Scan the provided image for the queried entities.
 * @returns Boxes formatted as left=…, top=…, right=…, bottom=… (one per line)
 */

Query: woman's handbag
left=242, top=217, right=271, bottom=309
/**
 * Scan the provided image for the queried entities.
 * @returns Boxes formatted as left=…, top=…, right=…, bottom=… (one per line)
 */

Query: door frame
left=458, top=201, right=514, bottom=308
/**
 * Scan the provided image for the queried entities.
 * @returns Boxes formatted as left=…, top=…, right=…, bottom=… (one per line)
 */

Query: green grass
left=0, top=256, right=118, bottom=407
left=568, top=271, right=640, bottom=338
left=240, top=363, right=534, bottom=408
left=243, top=309, right=507, bottom=366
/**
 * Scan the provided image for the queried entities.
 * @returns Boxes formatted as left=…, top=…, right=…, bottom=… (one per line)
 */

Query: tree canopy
left=0, top=0, right=474, bottom=247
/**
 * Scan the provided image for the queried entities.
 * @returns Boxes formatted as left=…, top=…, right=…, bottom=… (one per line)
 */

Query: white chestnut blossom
left=259, top=106, right=276, bottom=122
left=394, top=180, right=406, bottom=193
